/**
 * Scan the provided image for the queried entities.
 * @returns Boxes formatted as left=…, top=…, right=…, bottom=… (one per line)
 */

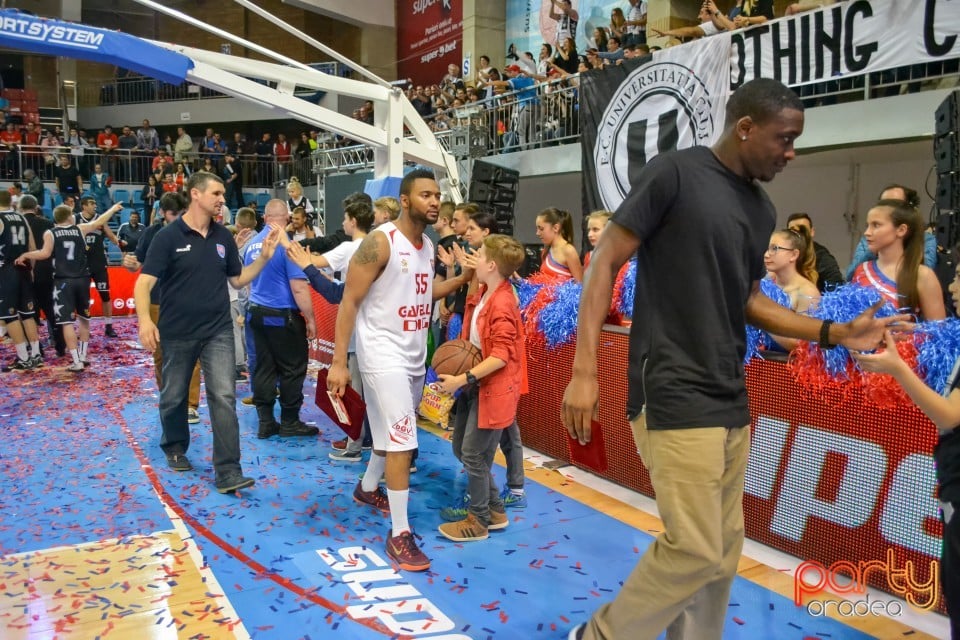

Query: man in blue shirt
left=244, top=199, right=318, bottom=439
left=491, top=65, right=538, bottom=150
left=135, top=172, right=281, bottom=494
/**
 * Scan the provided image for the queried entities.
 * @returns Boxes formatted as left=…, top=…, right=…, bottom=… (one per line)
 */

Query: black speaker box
left=936, top=133, right=960, bottom=175
left=936, top=91, right=959, bottom=137
left=469, top=181, right=518, bottom=204
left=472, top=161, right=519, bottom=185
left=937, top=212, right=958, bottom=249
left=937, top=173, right=960, bottom=211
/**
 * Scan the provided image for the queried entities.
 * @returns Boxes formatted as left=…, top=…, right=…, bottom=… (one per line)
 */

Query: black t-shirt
left=136, top=223, right=164, bottom=305
left=54, top=166, right=82, bottom=194
left=141, top=217, right=242, bottom=341
left=938, top=365, right=960, bottom=504
left=745, top=0, right=775, bottom=19
left=51, top=225, right=89, bottom=279
left=24, top=213, right=54, bottom=281
left=434, top=233, right=459, bottom=280
left=612, top=145, right=775, bottom=429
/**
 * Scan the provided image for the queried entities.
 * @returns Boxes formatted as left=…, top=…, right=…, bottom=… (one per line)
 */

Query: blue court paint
left=0, top=347, right=877, bottom=640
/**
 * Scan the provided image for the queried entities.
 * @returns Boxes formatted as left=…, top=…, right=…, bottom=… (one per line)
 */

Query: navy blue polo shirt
left=142, top=216, right=242, bottom=340
left=136, top=223, right=164, bottom=305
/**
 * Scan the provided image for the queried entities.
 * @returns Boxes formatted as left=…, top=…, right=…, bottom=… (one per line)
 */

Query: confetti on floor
left=0, top=319, right=929, bottom=639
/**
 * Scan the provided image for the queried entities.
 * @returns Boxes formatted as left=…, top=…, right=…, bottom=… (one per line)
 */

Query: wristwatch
left=465, top=370, right=478, bottom=386
left=819, top=319, right=835, bottom=350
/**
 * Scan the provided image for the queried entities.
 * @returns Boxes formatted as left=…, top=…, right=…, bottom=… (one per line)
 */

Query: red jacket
left=460, top=279, right=528, bottom=429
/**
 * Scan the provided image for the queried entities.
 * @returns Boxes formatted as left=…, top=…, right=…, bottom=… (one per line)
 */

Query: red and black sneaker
left=386, top=529, right=430, bottom=572
left=353, top=481, right=390, bottom=513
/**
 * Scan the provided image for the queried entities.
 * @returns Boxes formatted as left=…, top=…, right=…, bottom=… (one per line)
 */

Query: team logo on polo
left=216, top=243, right=226, bottom=259
left=594, top=61, right=716, bottom=211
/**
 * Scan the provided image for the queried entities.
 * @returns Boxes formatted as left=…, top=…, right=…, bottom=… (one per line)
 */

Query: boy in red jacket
left=437, top=234, right=528, bottom=542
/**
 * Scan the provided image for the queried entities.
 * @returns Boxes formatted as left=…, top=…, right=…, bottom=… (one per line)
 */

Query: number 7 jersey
left=356, top=221, right=435, bottom=375
left=51, top=225, right=89, bottom=279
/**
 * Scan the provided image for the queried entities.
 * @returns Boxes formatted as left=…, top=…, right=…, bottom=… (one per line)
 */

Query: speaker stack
left=934, top=90, right=960, bottom=313
left=468, top=160, right=520, bottom=236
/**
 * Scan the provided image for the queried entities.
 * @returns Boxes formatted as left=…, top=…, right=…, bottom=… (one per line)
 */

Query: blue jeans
left=451, top=387, right=504, bottom=526
left=159, top=328, right=243, bottom=480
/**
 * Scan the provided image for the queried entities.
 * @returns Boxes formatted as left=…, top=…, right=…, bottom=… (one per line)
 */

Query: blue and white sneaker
left=500, top=487, right=528, bottom=509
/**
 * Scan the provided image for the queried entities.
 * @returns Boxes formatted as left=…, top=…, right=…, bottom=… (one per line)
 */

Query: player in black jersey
left=17, top=203, right=122, bottom=371
left=77, top=196, right=122, bottom=337
left=0, top=190, right=42, bottom=371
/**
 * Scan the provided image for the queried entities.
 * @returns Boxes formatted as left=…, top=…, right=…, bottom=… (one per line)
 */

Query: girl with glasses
left=763, top=225, right=820, bottom=351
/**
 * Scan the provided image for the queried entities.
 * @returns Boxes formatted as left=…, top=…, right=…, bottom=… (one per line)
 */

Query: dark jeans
left=499, top=421, right=525, bottom=491
left=248, top=306, right=307, bottom=423
left=451, top=387, right=505, bottom=525
left=943, top=501, right=960, bottom=640
left=159, top=328, right=242, bottom=480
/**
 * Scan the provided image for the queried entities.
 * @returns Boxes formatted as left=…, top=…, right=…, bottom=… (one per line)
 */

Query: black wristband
left=465, top=370, right=478, bottom=386
left=819, top=319, right=835, bottom=350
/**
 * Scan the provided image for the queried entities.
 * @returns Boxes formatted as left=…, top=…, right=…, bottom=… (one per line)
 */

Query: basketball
left=431, top=339, right=482, bottom=377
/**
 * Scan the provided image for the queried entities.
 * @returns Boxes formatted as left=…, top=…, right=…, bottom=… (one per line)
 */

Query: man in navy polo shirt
left=245, top=198, right=318, bottom=439
left=135, top=171, right=282, bottom=494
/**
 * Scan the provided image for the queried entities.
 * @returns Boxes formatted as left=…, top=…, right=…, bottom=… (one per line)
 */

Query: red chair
left=21, top=89, right=37, bottom=102
left=7, top=100, right=22, bottom=113
left=1, top=88, right=23, bottom=100
left=21, top=100, right=37, bottom=113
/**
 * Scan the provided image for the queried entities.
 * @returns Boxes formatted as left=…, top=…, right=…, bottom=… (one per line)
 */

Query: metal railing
left=3, top=144, right=314, bottom=190
left=77, top=61, right=349, bottom=107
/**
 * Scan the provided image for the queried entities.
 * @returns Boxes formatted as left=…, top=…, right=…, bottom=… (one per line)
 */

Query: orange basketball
left=431, top=339, right=482, bottom=377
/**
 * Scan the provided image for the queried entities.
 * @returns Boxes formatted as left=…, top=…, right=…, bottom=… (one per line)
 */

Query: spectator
left=116, top=125, right=139, bottom=182
left=553, top=37, right=580, bottom=74
left=589, top=27, right=608, bottom=52
left=785, top=212, right=844, bottom=292
left=274, top=133, right=292, bottom=182
left=549, top=0, right=579, bottom=47
left=53, top=155, right=82, bottom=205
left=287, top=206, right=316, bottom=242
left=651, top=3, right=725, bottom=41
left=440, top=63, right=465, bottom=96
left=411, top=86, right=434, bottom=118
left=597, top=36, right=625, bottom=63
left=490, top=66, right=538, bottom=150
left=136, top=119, right=160, bottom=152
left=152, top=148, right=174, bottom=175
left=173, top=127, right=193, bottom=164
left=537, top=43, right=554, bottom=77
left=785, top=0, right=836, bottom=16
left=89, top=163, right=114, bottom=215
left=23, top=168, right=44, bottom=210
left=255, top=132, right=274, bottom=186
left=0, top=122, right=22, bottom=178
left=96, top=125, right=119, bottom=174
left=142, top=175, right=160, bottom=223
left=222, top=153, right=243, bottom=212
left=22, top=122, right=41, bottom=176
left=624, top=0, right=648, bottom=46
left=734, top=0, right=775, bottom=28
left=609, top=7, right=627, bottom=41
left=286, top=177, right=316, bottom=227
left=205, top=132, right=226, bottom=170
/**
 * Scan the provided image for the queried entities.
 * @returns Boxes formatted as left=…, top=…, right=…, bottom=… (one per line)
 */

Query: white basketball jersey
left=356, top=222, right=435, bottom=374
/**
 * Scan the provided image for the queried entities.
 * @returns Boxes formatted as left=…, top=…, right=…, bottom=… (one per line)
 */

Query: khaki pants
left=149, top=304, right=201, bottom=410
left=584, top=416, right=751, bottom=640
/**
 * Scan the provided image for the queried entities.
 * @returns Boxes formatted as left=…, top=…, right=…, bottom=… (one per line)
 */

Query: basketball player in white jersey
left=327, top=169, right=472, bottom=572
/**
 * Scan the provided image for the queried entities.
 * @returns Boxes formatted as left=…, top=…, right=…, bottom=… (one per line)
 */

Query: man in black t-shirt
left=17, top=203, right=121, bottom=371
left=53, top=156, right=82, bottom=208
left=562, top=79, right=904, bottom=640
left=77, top=196, right=121, bottom=337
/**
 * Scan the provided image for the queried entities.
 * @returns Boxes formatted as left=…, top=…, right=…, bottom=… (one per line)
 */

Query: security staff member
left=244, top=198, right=318, bottom=439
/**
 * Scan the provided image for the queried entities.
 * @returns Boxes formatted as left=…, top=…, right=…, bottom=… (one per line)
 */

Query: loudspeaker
left=936, top=91, right=960, bottom=212
left=937, top=211, right=959, bottom=250
left=469, top=160, right=520, bottom=236
left=936, top=92, right=958, bottom=137
left=938, top=172, right=960, bottom=212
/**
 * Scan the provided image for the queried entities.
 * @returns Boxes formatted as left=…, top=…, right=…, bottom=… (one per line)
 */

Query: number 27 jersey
left=356, top=221, right=434, bottom=375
